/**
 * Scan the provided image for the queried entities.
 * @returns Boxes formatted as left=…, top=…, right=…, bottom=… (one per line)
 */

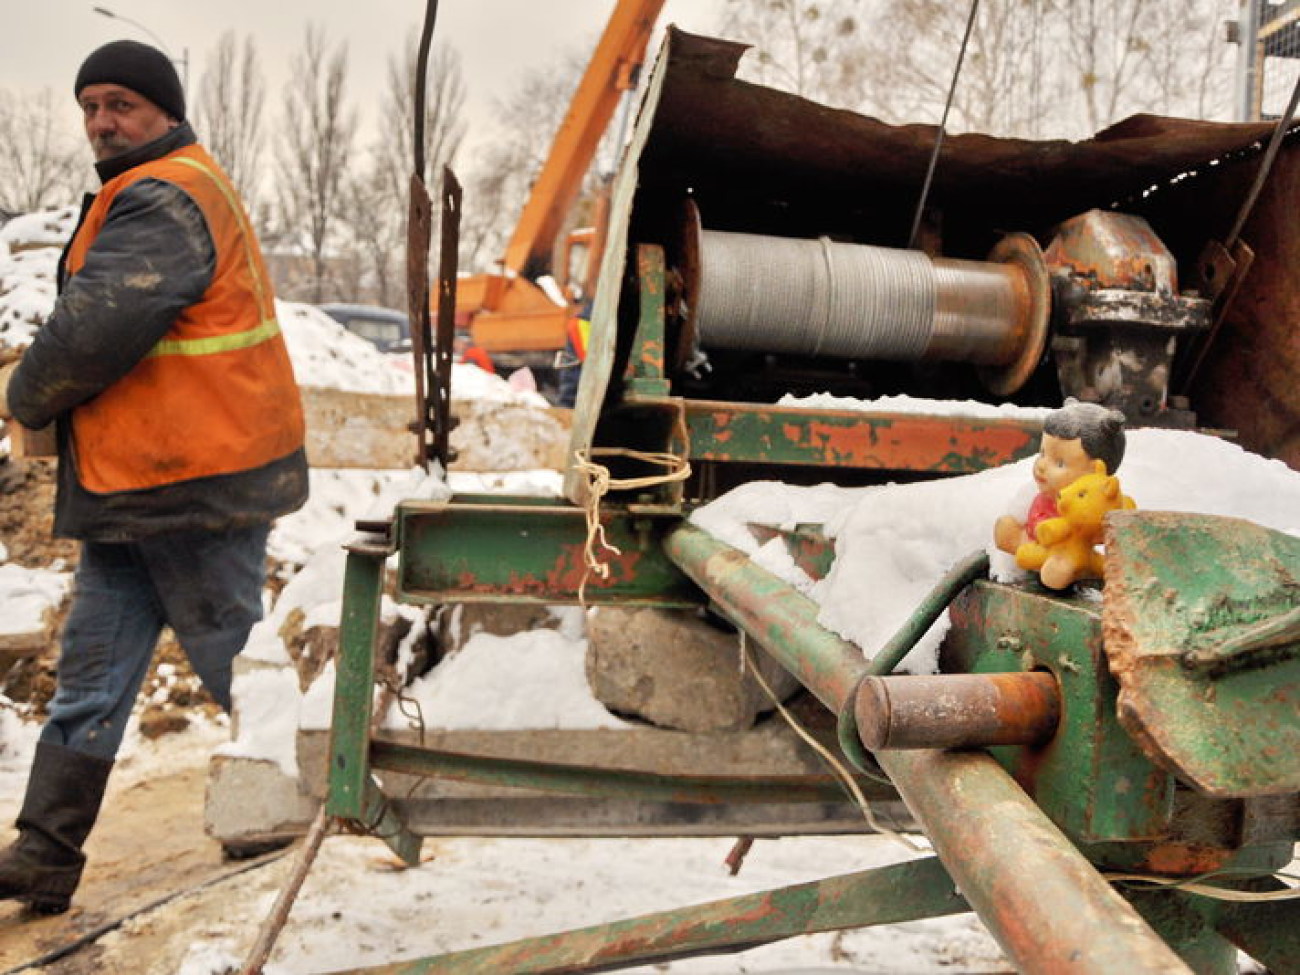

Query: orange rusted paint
left=682, top=400, right=1039, bottom=472
left=1138, top=843, right=1238, bottom=877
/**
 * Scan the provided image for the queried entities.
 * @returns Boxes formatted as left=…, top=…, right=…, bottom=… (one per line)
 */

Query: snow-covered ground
left=2, top=205, right=1298, bottom=973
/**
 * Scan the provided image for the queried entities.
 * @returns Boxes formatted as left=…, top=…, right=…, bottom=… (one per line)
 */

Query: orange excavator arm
left=503, top=0, right=666, bottom=281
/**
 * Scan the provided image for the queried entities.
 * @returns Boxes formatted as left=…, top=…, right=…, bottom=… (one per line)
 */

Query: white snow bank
left=384, top=621, right=629, bottom=732
left=275, top=301, right=415, bottom=394
left=0, top=695, right=40, bottom=799
left=0, top=206, right=78, bottom=252
left=694, top=424, right=1300, bottom=673
left=221, top=467, right=453, bottom=775
left=171, top=831, right=1009, bottom=975
left=0, top=206, right=76, bottom=347
left=0, top=563, right=71, bottom=637
left=780, top=390, right=1055, bottom=420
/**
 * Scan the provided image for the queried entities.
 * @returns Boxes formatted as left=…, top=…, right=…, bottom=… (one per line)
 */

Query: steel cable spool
left=688, top=226, right=1050, bottom=395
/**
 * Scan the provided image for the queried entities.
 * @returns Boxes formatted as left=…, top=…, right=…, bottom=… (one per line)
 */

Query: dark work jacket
left=7, top=124, right=308, bottom=540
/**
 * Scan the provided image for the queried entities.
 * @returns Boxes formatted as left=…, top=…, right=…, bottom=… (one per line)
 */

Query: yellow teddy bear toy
left=1015, top=459, right=1136, bottom=590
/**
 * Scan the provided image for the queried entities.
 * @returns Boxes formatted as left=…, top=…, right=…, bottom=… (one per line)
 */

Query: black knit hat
left=75, top=40, right=185, bottom=121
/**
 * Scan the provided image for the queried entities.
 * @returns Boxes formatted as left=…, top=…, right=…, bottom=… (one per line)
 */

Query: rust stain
left=1138, top=843, right=1234, bottom=876
left=544, top=541, right=644, bottom=593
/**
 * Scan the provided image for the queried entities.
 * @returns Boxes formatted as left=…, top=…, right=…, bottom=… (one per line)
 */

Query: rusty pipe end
left=855, top=671, right=1061, bottom=752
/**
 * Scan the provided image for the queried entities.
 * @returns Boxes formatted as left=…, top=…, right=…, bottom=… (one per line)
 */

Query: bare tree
left=459, top=49, right=589, bottom=273
left=193, top=32, right=267, bottom=212
left=717, top=0, right=864, bottom=104
left=1131, top=0, right=1234, bottom=122
left=337, top=174, right=388, bottom=304
left=753, top=0, right=1239, bottom=139
left=347, top=34, right=466, bottom=307
left=0, top=88, right=85, bottom=214
left=1048, top=0, right=1150, bottom=133
left=376, top=35, right=466, bottom=204
left=847, top=0, right=1065, bottom=137
left=274, top=25, right=357, bottom=304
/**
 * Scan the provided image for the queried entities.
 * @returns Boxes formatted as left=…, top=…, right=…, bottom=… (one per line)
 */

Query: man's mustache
left=92, top=135, right=131, bottom=154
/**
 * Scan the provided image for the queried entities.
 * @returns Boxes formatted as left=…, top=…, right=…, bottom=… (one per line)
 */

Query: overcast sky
left=3, top=0, right=728, bottom=140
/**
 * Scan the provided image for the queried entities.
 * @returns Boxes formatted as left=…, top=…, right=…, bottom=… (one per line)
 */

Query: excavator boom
left=456, top=0, right=666, bottom=384
left=504, top=0, right=665, bottom=281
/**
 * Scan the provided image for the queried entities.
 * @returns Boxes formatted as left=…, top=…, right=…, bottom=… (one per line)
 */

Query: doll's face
left=1033, top=434, right=1094, bottom=495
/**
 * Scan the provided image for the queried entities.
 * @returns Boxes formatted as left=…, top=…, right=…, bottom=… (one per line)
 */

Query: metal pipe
left=855, top=671, right=1060, bottom=750
left=665, top=524, right=1193, bottom=975
left=664, top=523, right=869, bottom=712
left=878, top=750, right=1193, bottom=975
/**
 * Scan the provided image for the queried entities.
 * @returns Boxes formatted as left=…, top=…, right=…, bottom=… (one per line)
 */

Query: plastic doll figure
left=1013, top=459, right=1136, bottom=589
left=994, top=399, right=1127, bottom=558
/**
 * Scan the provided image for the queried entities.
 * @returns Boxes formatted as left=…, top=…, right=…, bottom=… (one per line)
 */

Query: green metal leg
left=324, top=855, right=966, bottom=974
left=358, top=775, right=422, bottom=867
left=327, top=543, right=386, bottom=820
left=326, top=534, right=420, bottom=865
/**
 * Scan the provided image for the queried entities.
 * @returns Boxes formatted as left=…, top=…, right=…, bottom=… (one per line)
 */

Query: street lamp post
left=91, top=6, right=189, bottom=93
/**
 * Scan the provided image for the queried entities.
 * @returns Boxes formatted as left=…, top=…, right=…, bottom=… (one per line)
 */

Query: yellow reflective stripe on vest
left=145, top=317, right=282, bottom=358
left=171, top=155, right=275, bottom=322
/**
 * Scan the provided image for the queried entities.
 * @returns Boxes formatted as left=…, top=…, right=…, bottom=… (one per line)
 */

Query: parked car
left=319, top=303, right=411, bottom=354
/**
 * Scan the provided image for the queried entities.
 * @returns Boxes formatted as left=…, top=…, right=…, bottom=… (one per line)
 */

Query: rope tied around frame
left=572, top=445, right=692, bottom=604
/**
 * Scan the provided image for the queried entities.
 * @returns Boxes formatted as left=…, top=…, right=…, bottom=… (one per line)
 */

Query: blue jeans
left=41, top=524, right=270, bottom=760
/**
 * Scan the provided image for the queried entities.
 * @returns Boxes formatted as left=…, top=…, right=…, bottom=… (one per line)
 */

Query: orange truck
left=454, top=0, right=665, bottom=391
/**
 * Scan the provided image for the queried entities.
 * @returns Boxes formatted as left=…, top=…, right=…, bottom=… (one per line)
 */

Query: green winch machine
left=320, top=30, right=1300, bottom=975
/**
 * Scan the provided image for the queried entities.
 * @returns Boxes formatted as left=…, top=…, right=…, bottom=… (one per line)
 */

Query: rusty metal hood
left=635, top=28, right=1282, bottom=244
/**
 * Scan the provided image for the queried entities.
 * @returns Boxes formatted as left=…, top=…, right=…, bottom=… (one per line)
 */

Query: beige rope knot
left=571, top=445, right=691, bottom=603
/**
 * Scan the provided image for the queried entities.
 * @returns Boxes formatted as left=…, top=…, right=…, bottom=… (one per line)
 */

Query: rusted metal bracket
left=1103, top=510, right=1300, bottom=797
left=430, top=167, right=462, bottom=468
left=1178, top=236, right=1256, bottom=393
left=393, top=497, right=698, bottom=607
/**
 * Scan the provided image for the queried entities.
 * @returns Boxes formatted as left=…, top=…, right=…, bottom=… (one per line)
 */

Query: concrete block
left=204, top=753, right=317, bottom=851
left=586, top=607, right=802, bottom=732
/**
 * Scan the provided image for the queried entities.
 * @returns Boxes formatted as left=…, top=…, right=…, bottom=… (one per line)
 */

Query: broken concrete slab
left=205, top=753, right=317, bottom=852
left=586, top=607, right=802, bottom=732
left=297, top=385, right=572, bottom=471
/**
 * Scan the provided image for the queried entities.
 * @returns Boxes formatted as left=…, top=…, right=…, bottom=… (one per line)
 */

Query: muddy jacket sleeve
left=7, top=178, right=216, bottom=430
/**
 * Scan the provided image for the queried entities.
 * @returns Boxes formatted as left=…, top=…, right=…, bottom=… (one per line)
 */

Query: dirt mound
left=0, top=453, right=75, bottom=569
left=0, top=448, right=218, bottom=725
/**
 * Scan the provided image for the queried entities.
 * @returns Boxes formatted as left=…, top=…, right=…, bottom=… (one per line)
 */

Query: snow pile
left=171, top=829, right=1005, bottom=975
left=694, top=424, right=1300, bottom=673
left=0, top=561, right=72, bottom=639
left=221, top=465, right=594, bottom=772
left=781, top=390, right=1055, bottom=420
left=0, top=206, right=76, bottom=348
left=275, top=301, right=415, bottom=394
left=0, top=697, right=40, bottom=802
left=385, top=608, right=630, bottom=732
left=0, top=207, right=79, bottom=252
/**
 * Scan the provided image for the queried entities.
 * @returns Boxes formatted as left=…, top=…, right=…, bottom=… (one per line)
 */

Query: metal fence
left=1245, top=0, right=1300, bottom=119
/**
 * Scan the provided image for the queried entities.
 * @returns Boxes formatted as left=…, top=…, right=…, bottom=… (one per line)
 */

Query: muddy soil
left=0, top=728, right=292, bottom=975
left=0, top=451, right=221, bottom=726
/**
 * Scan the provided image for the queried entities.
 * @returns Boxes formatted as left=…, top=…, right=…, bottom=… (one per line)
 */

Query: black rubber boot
left=0, top=741, right=113, bottom=914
